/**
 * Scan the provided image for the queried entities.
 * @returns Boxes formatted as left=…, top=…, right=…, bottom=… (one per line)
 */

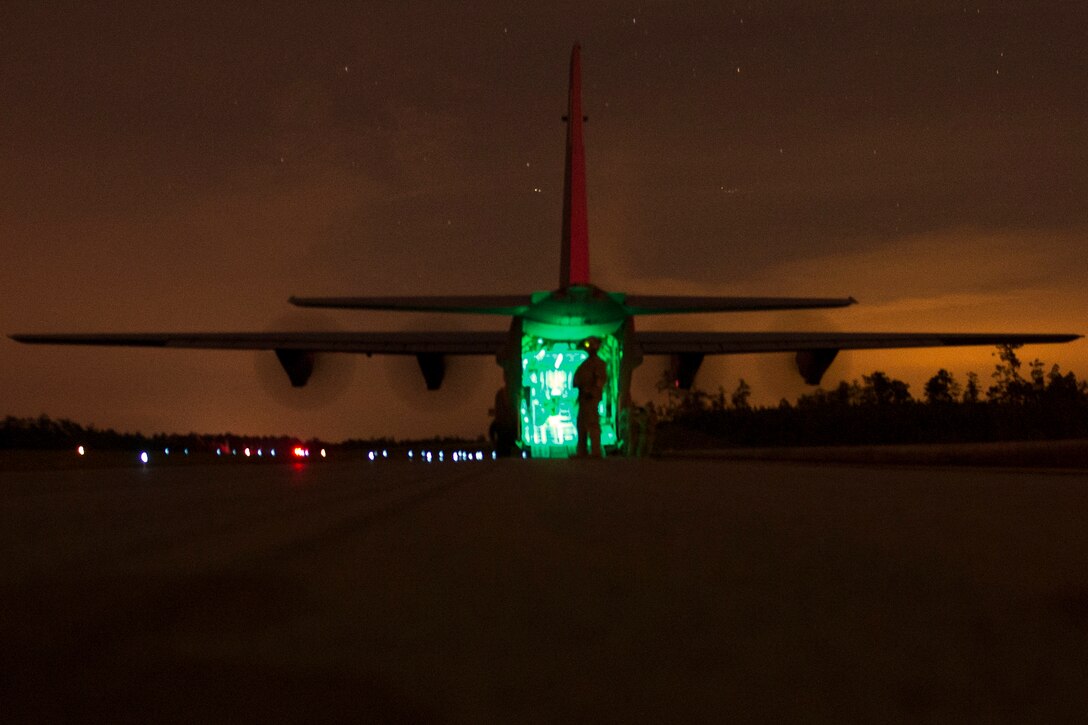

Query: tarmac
left=3, top=457, right=1088, bottom=723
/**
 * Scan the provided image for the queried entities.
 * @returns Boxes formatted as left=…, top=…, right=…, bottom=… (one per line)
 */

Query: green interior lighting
left=519, top=334, right=621, bottom=458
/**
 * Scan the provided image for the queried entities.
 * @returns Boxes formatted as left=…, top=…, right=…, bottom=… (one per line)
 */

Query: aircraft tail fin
left=560, top=43, right=590, bottom=288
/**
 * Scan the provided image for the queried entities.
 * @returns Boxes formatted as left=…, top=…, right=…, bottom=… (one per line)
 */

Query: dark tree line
left=659, top=345, right=1088, bottom=447
left=0, top=415, right=479, bottom=453
left=0, top=415, right=328, bottom=453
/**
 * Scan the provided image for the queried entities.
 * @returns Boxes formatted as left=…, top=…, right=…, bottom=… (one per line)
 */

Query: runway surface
left=3, top=458, right=1087, bottom=723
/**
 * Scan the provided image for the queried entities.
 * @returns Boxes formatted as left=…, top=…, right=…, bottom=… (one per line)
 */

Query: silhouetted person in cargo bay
left=573, top=337, right=608, bottom=457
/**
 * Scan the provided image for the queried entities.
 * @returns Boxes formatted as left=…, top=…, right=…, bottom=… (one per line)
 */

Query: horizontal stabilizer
left=635, top=331, right=1082, bottom=355
left=289, top=295, right=532, bottom=316
left=623, top=295, right=857, bottom=315
left=10, top=331, right=508, bottom=355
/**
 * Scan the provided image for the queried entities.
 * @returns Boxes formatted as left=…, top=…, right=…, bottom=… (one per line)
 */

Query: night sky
left=3, top=3, right=1085, bottom=441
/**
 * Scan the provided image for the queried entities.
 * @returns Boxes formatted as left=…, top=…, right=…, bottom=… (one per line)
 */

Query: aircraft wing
left=289, top=295, right=532, bottom=315
left=9, top=331, right=509, bottom=355
left=635, top=331, right=1082, bottom=355
left=622, top=295, right=857, bottom=314
left=636, top=331, right=1082, bottom=386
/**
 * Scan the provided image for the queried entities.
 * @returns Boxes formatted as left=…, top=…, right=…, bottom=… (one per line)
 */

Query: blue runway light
left=139, top=451, right=149, bottom=464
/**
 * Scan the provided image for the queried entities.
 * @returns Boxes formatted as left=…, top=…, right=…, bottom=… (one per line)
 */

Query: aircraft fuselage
left=521, top=285, right=628, bottom=340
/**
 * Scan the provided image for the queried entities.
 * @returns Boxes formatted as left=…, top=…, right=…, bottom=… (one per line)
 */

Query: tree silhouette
left=924, top=369, right=961, bottom=404
left=1044, top=364, right=1087, bottom=404
left=860, top=371, right=912, bottom=405
left=988, top=344, right=1031, bottom=404
left=730, top=379, right=752, bottom=410
left=963, top=372, right=982, bottom=404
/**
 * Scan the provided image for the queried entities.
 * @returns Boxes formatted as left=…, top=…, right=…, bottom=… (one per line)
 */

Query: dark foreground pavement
left=2, top=459, right=1087, bottom=723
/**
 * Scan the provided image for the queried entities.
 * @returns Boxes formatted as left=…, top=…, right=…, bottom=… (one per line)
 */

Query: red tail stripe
left=561, top=44, right=590, bottom=287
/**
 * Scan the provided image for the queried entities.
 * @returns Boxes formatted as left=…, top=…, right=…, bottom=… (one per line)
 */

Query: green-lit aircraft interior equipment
left=519, top=335, right=621, bottom=458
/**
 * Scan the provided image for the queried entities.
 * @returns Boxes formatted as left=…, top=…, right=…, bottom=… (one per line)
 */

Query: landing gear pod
left=275, top=349, right=315, bottom=387
left=795, top=348, right=839, bottom=385
left=667, top=352, right=704, bottom=390
left=416, top=353, right=446, bottom=390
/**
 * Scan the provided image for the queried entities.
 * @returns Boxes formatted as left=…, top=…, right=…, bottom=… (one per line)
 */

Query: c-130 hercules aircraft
left=12, top=45, right=1080, bottom=458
